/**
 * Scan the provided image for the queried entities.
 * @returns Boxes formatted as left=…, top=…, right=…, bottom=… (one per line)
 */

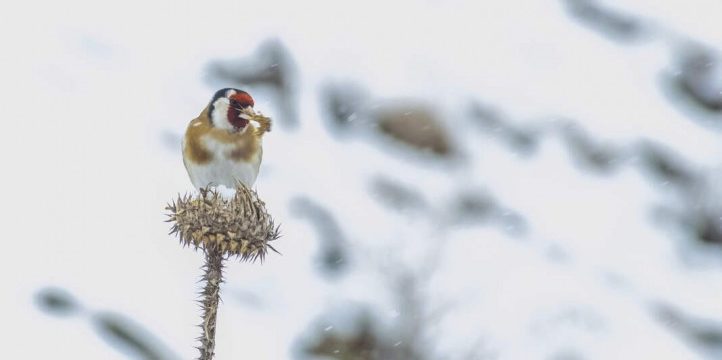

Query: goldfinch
left=182, top=88, right=271, bottom=189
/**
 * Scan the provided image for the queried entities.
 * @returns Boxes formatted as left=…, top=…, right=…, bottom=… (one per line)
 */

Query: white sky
left=2, top=0, right=722, bottom=359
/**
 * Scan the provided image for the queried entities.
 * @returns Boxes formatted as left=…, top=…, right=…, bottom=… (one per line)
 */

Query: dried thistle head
left=166, top=184, right=280, bottom=261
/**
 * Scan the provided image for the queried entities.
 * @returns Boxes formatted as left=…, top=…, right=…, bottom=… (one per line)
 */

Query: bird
left=182, top=88, right=271, bottom=189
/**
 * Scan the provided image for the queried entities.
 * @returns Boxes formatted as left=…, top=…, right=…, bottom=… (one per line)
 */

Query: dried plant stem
left=167, top=185, right=280, bottom=357
left=198, top=248, right=224, bottom=360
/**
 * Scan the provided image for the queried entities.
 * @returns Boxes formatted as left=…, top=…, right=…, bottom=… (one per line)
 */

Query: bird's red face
left=227, top=92, right=255, bottom=128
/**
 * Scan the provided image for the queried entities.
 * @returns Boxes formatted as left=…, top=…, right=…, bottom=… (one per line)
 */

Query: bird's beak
left=239, top=112, right=254, bottom=121
left=239, top=108, right=262, bottom=127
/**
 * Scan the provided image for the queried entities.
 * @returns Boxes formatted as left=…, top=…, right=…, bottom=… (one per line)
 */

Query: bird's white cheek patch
left=210, top=98, right=235, bottom=131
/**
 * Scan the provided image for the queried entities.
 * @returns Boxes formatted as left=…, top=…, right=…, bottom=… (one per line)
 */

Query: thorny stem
left=198, top=248, right=224, bottom=360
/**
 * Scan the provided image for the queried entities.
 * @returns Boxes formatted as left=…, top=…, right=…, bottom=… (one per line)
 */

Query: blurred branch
left=469, top=102, right=541, bottom=155
left=93, top=312, right=177, bottom=360
left=668, top=46, right=722, bottom=114
left=447, top=189, right=528, bottom=236
left=370, top=176, right=428, bottom=214
left=291, top=197, right=349, bottom=277
left=300, top=267, right=438, bottom=360
left=636, top=141, right=699, bottom=191
left=303, top=311, right=384, bottom=360
left=36, top=287, right=81, bottom=317
left=655, top=303, right=722, bottom=359
left=206, top=39, right=299, bottom=129
left=374, top=104, right=455, bottom=158
left=320, top=82, right=371, bottom=134
left=35, top=287, right=179, bottom=360
left=559, top=123, right=624, bottom=174
left=562, top=0, right=647, bottom=42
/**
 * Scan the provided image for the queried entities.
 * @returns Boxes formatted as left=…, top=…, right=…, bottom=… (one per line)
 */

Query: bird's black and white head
left=208, top=88, right=256, bottom=132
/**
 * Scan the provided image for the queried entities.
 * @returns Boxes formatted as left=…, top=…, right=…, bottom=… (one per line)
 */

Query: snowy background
left=3, top=0, right=722, bottom=359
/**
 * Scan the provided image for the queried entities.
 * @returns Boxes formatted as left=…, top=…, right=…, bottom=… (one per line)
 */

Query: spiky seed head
left=166, top=184, right=280, bottom=261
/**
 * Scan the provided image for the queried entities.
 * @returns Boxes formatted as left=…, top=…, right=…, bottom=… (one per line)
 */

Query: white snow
left=2, top=0, right=722, bottom=359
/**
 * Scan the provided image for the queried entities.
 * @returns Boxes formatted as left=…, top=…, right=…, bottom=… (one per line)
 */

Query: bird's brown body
left=182, top=99, right=271, bottom=189
left=184, top=107, right=262, bottom=164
